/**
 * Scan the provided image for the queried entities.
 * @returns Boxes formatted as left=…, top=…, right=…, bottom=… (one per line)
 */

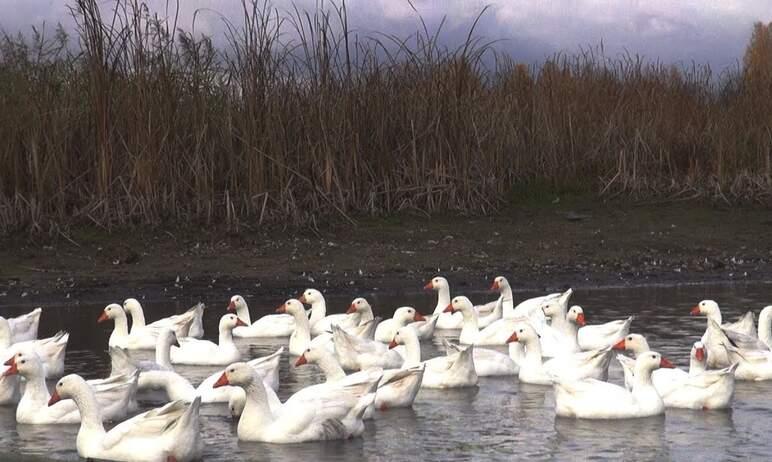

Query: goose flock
left=0, top=275, right=770, bottom=461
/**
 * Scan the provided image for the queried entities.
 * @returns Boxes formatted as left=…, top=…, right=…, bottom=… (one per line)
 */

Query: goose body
left=197, top=347, right=283, bottom=404
left=424, top=276, right=511, bottom=330
left=443, top=340, right=518, bottom=376
left=445, top=296, right=519, bottom=346
left=613, top=334, right=690, bottom=390
left=575, top=306, right=633, bottom=350
left=392, top=326, right=478, bottom=388
left=228, top=295, right=295, bottom=338
left=724, top=342, right=772, bottom=381
left=553, top=352, right=674, bottom=419
left=170, top=314, right=246, bottom=366
left=691, top=300, right=770, bottom=368
left=51, top=374, right=202, bottom=461
left=300, top=289, right=349, bottom=336
left=333, top=325, right=404, bottom=370
left=123, top=299, right=202, bottom=341
left=7, top=350, right=137, bottom=424
left=0, top=318, right=68, bottom=378
left=216, top=362, right=377, bottom=443
left=7, top=308, right=42, bottom=342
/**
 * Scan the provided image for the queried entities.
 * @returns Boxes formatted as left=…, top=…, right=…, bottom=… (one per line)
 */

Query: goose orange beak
left=295, top=354, right=308, bottom=367
left=414, top=312, right=426, bottom=322
left=695, top=347, right=706, bottom=362
left=388, top=339, right=398, bottom=349
left=227, top=300, right=236, bottom=312
left=2, top=358, right=17, bottom=377
left=48, top=390, right=61, bottom=406
left=213, top=372, right=229, bottom=388
left=346, top=303, right=357, bottom=314
left=612, top=339, right=626, bottom=350
left=506, top=332, right=519, bottom=343
left=660, top=357, right=675, bottom=369
left=97, top=311, right=109, bottom=323
left=443, top=304, right=455, bottom=313
left=235, top=318, right=248, bottom=327
left=275, top=304, right=287, bottom=314
left=423, top=281, right=433, bottom=290
left=3, top=356, right=14, bottom=367
left=490, top=280, right=499, bottom=291
left=576, top=313, right=586, bottom=326
left=690, top=305, right=701, bottom=316
left=298, top=294, right=307, bottom=304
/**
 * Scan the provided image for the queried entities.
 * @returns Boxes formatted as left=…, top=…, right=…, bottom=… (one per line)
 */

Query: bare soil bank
left=1, top=200, right=771, bottom=308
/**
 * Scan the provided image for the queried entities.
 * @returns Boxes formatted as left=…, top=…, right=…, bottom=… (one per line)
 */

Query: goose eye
left=651, top=354, right=656, bottom=359
left=628, top=336, right=633, bottom=341
left=20, top=360, right=25, bottom=364
left=229, top=368, right=235, bottom=373
left=519, top=329, right=524, bottom=333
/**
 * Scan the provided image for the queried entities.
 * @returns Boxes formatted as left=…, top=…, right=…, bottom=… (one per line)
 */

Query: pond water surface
left=0, top=282, right=771, bottom=461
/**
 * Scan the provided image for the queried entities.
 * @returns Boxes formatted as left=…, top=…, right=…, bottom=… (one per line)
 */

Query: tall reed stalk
left=0, top=1, right=770, bottom=234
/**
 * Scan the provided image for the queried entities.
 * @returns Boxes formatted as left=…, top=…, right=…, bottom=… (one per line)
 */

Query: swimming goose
left=575, top=306, right=633, bottom=351
left=444, top=296, right=517, bottom=345
left=374, top=307, right=430, bottom=343
left=228, top=295, right=295, bottom=338
left=98, top=303, right=157, bottom=350
left=552, top=351, right=674, bottom=419
left=123, top=298, right=202, bottom=340
left=691, top=300, right=769, bottom=368
left=170, top=314, right=246, bottom=366
left=7, top=307, right=42, bottom=342
left=49, top=374, right=202, bottom=461
left=5, top=350, right=136, bottom=424
left=197, top=347, right=283, bottom=407
left=214, top=362, right=377, bottom=442
left=107, top=344, right=196, bottom=404
left=299, top=289, right=349, bottom=336
left=424, top=277, right=503, bottom=329
left=296, top=346, right=424, bottom=411
left=391, top=326, right=478, bottom=388
left=613, top=333, right=690, bottom=390
left=507, top=321, right=612, bottom=385
left=443, top=340, right=518, bottom=376
left=276, top=299, right=335, bottom=355
left=0, top=317, right=68, bottom=378
left=723, top=339, right=772, bottom=381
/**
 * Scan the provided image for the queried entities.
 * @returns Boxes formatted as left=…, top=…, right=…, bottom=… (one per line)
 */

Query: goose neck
left=236, top=304, right=252, bottom=325
left=401, top=333, right=422, bottom=366
left=238, top=378, right=273, bottom=433
left=434, top=288, right=451, bottom=315
left=129, top=307, right=146, bottom=331
left=758, top=307, right=772, bottom=347
left=315, top=351, right=347, bottom=382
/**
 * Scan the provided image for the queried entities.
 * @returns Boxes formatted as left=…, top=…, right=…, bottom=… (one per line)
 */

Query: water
left=1, top=282, right=771, bottom=461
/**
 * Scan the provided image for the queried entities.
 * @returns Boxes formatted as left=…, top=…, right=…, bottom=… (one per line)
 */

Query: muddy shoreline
left=1, top=200, right=771, bottom=308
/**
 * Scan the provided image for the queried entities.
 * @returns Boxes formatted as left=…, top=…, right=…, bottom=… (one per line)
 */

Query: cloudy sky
left=2, top=0, right=771, bottom=71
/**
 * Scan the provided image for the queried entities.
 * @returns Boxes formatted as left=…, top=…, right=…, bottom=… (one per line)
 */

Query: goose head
left=97, top=303, right=126, bottom=324
left=490, top=276, right=509, bottom=292
left=275, top=299, right=305, bottom=316
left=394, top=306, right=426, bottom=323
left=635, top=351, right=675, bottom=375
left=213, top=362, right=254, bottom=388
left=3, top=348, right=43, bottom=378
left=691, top=341, right=707, bottom=363
left=48, top=374, right=88, bottom=406
left=691, top=300, right=719, bottom=317
left=158, top=328, right=180, bottom=348
left=390, top=326, right=418, bottom=348
left=298, top=289, right=323, bottom=305
left=219, top=314, right=247, bottom=332
left=295, top=346, right=324, bottom=367
left=567, top=305, right=586, bottom=327
left=443, top=296, right=473, bottom=315
left=228, top=295, right=247, bottom=313
left=541, top=291, right=571, bottom=318
left=506, top=323, right=540, bottom=344
left=122, top=298, right=142, bottom=316
left=347, top=298, right=371, bottom=315
left=424, top=276, right=449, bottom=292
left=612, top=333, right=651, bottom=355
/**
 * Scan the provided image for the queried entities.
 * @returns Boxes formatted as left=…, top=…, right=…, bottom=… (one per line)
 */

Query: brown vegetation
left=0, top=1, right=770, bottom=235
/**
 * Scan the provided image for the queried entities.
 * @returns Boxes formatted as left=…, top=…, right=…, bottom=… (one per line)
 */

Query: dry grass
left=0, top=1, right=771, bottom=235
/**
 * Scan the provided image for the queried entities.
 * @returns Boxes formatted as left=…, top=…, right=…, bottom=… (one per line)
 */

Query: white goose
left=98, top=303, right=157, bottom=350
left=7, top=307, right=42, bottom=342
left=197, top=347, right=283, bottom=406
left=758, top=306, right=772, bottom=348
left=123, top=299, right=204, bottom=340
left=0, top=317, right=68, bottom=378
left=424, top=277, right=503, bottom=329
left=443, top=340, right=518, bottom=376
left=655, top=342, right=737, bottom=410
left=536, top=289, right=582, bottom=357
left=0, top=361, right=19, bottom=405
left=391, top=325, right=478, bottom=388
left=507, top=320, right=612, bottom=385
left=552, top=351, right=674, bottom=419
left=300, top=289, right=349, bottom=336
left=276, top=299, right=334, bottom=356
left=575, top=305, right=633, bottom=351
left=5, top=350, right=136, bottom=424
left=333, top=325, right=404, bottom=370
left=228, top=295, right=295, bottom=338
left=50, top=374, right=201, bottom=461
left=296, top=346, right=424, bottom=411
left=444, top=296, right=517, bottom=345
left=691, top=301, right=769, bottom=368
left=613, top=333, right=690, bottom=390
left=723, top=339, right=772, bottom=381
left=374, top=307, right=431, bottom=343
left=213, top=362, right=377, bottom=443
left=170, top=314, right=246, bottom=366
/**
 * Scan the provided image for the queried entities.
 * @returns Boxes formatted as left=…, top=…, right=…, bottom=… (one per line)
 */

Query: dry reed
left=0, top=0, right=770, bottom=235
